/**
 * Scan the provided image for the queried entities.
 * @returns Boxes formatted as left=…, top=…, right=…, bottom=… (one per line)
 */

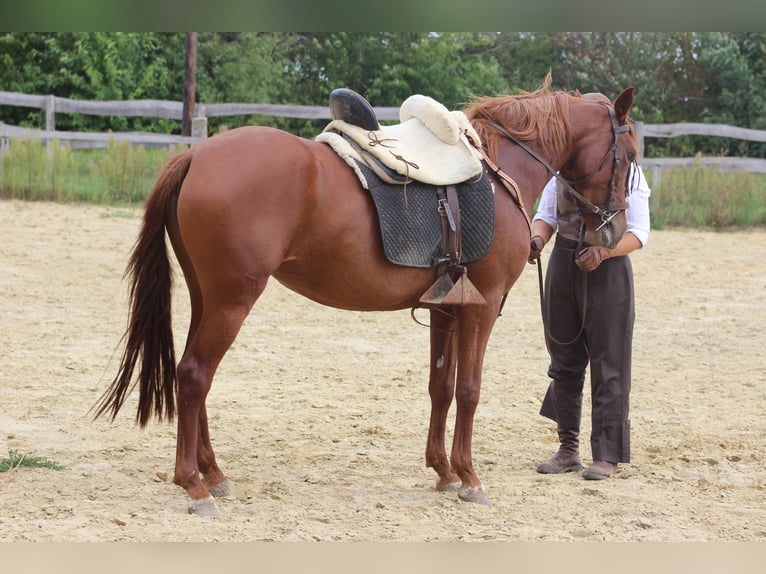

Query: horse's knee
left=454, top=381, right=480, bottom=411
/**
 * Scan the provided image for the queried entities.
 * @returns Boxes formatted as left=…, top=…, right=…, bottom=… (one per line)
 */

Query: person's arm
left=574, top=231, right=643, bottom=272
left=528, top=219, right=555, bottom=263
left=528, top=178, right=558, bottom=264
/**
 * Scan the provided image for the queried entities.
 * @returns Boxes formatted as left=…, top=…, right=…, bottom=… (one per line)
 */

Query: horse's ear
left=613, top=87, right=634, bottom=122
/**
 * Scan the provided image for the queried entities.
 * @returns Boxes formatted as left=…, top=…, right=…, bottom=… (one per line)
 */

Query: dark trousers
left=540, top=235, right=634, bottom=463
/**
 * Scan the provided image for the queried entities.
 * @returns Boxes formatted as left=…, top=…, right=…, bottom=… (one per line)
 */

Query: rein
left=533, top=223, right=590, bottom=349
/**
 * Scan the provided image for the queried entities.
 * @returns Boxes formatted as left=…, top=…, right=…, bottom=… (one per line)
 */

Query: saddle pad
left=357, top=161, right=495, bottom=268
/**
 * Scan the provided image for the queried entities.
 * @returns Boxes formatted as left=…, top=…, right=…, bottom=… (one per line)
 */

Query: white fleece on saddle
left=316, top=94, right=483, bottom=188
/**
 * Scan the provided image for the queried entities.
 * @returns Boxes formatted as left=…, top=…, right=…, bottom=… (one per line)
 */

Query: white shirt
left=533, top=164, right=652, bottom=247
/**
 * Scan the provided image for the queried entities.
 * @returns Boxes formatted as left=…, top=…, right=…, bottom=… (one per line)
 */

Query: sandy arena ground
left=1, top=199, right=765, bottom=542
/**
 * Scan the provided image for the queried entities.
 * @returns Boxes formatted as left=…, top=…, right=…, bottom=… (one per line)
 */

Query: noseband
left=485, top=104, right=633, bottom=231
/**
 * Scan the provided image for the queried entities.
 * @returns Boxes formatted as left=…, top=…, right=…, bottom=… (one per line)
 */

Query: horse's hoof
left=208, top=479, right=233, bottom=498
left=187, top=495, right=219, bottom=517
left=436, top=479, right=462, bottom=492
left=458, top=485, right=491, bottom=506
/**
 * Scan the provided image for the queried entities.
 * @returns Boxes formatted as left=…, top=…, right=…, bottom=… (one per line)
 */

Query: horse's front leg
left=425, top=309, right=462, bottom=491
left=450, top=307, right=496, bottom=506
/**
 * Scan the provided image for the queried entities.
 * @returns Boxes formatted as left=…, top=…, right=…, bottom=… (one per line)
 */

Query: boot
left=536, top=426, right=583, bottom=474
left=582, top=460, right=616, bottom=480
left=536, top=380, right=583, bottom=474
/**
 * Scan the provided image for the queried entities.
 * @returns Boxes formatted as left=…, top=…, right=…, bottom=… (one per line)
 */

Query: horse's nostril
left=602, top=226, right=613, bottom=248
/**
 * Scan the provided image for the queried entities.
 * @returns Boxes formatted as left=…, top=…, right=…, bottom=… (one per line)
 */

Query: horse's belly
left=273, top=261, right=434, bottom=312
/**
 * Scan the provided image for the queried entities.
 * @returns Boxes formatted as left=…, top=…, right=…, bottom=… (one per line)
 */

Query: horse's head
left=559, top=88, right=637, bottom=249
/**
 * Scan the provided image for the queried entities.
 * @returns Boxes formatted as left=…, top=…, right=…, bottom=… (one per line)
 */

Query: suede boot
left=536, top=426, right=583, bottom=474
left=537, top=380, right=583, bottom=474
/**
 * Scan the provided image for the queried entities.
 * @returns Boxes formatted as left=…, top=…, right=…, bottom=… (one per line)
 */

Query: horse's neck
left=494, top=140, right=565, bottom=212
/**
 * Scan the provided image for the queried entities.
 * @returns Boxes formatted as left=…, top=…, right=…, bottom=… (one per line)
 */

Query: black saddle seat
left=330, top=88, right=380, bottom=131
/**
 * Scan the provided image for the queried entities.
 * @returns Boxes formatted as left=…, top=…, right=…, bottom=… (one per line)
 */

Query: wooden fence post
left=634, top=120, right=661, bottom=187
left=183, top=32, right=198, bottom=137
left=45, top=95, right=55, bottom=156
left=191, top=116, right=208, bottom=139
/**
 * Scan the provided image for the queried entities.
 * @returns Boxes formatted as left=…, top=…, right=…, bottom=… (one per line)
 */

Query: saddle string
left=366, top=131, right=398, bottom=148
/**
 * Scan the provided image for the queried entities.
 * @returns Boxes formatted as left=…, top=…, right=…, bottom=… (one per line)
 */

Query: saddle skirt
left=317, top=94, right=484, bottom=188
left=355, top=161, right=495, bottom=268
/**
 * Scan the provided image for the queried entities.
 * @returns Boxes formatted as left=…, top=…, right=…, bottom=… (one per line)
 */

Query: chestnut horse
left=95, top=79, right=637, bottom=516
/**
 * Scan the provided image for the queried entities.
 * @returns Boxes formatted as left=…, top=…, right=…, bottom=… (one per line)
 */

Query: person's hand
left=575, top=246, right=611, bottom=272
left=528, top=235, right=545, bottom=264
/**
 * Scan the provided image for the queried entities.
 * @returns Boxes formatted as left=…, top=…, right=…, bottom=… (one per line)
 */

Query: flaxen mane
left=464, top=75, right=573, bottom=162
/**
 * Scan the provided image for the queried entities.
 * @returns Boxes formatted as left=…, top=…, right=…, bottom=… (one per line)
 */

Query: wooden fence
left=2, top=91, right=766, bottom=185
left=0, top=90, right=399, bottom=149
left=634, top=121, right=766, bottom=186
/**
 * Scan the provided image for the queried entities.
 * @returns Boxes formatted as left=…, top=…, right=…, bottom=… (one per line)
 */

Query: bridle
left=484, top=103, right=633, bottom=232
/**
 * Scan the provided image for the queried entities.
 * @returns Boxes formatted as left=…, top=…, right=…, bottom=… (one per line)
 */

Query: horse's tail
left=93, top=151, right=193, bottom=427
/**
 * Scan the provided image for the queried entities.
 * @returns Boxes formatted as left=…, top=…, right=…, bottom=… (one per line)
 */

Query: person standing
left=528, top=143, right=651, bottom=480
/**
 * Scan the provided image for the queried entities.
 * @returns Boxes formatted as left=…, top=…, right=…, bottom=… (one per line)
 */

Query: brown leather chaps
left=539, top=234, right=634, bottom=463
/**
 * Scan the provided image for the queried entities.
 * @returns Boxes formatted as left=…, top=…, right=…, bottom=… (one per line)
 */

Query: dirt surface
left=1, top=199, right=765, bottom=542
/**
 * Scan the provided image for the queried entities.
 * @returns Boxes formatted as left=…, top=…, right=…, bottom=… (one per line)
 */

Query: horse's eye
left=626, top=152, right=636, bottom=162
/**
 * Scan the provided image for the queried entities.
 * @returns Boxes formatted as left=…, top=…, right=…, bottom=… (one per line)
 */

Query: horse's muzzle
left=584, top=211, right=627, bottom=249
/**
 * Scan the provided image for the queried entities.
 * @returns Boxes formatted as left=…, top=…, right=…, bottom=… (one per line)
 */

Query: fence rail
left=633, top=121, right=766, bottom=185
left=2, top=91, right=765, bottom=183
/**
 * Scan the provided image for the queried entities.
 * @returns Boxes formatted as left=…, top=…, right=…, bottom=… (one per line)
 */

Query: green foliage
left=1, top=32, right=765, bottom=157
left=0, top=449, right=66, bottom=472
left=196, top=32, right=297, bottom=133
left=0, top=32, right=766, bottom=144
left=0, top=32, right=183, bottom=133
left=219, top=32, right=508, bottom=138
left=497, top=32, right=766, bottom=159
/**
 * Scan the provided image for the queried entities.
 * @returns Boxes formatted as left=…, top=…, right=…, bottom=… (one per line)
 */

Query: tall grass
left=647, top=164, right=766, bottom=229
left=0, top=138, right=185, bottom=204
left=1, top=139, right=765, bottom=229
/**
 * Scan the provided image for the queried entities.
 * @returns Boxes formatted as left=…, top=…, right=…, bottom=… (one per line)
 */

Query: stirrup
left=419, top=271, right=487, bottom=309
left=418, top=273, right=456, bottom=309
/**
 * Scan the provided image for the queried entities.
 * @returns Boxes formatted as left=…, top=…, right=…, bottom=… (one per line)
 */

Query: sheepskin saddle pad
left=317, top=89, right=484, bottom=188
left=354, top=161, right=495, bottom=268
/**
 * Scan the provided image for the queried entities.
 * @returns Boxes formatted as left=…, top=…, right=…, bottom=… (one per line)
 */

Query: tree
left=0, top=32, right=184, bottom=132
left=1, top=32, right=764, bottom=157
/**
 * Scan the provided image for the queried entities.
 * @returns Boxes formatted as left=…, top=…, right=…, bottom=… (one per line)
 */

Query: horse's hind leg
left=173, top=290, right=260, bottom=516
left=425, top=309, right=462, bottom=491
left=197, top=403, right=232, bottom=498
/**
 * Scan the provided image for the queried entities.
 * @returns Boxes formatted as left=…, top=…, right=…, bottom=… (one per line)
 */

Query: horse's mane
left=463, top=74, right=573, bottom=162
